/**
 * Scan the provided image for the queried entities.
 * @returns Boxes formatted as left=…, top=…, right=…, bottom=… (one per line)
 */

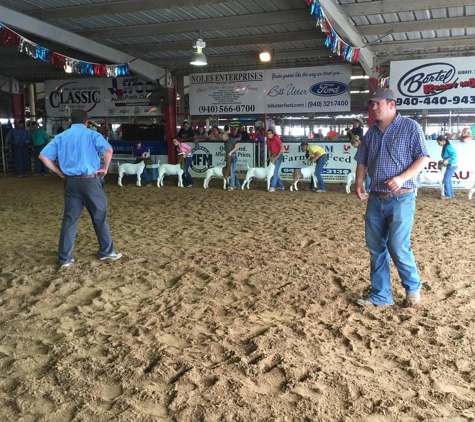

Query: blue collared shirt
left=6, top=128, right=31, bottom=145
left=354, top=114, right=428, bottom=192
left=41, top=124, right=112, bottom=176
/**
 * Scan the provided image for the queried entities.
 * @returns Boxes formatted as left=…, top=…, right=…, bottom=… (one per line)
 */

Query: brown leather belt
left=373, top=188, right=413, bottom=199
left=69, top=174, right=97, bottom=178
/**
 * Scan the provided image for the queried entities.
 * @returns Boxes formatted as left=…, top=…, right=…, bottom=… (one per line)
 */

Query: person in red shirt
left=266, top=129, right=285, bottom=191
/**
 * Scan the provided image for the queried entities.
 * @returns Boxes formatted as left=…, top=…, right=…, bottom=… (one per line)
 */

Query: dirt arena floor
left=1, top=173, right=475, bottom=422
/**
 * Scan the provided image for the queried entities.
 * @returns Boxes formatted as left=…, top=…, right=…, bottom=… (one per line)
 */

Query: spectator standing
left=193, top=125, right=207, bottom=147
left=248, top=127, right=256, bottom=141
left=176, top=121, right=194, bottom=143
left=224, top=127, right=241, bottom=190
left=207, top=126, right=223, bottom=141
left=30, top=121, right=50, bottom=176
left=349, top=118, right=364, bottom=141
left=354, top=88, right=429, bottom=307
left=39, top=109, right=122, bottom=267
left=266, top=129, right=285, bottom=192
left=436, top=135, right=457, bottom=199
left=173, top=138, right=194, bottom=187
left=132, top=141, right=152, bottom=187
left=255, top=127, right=265, bottom=166
left=460, top=127, right=473, bottom=142
left=299, top=141, right=328, bottom=192
left=238, top=125, right=249, bottom=141
left=6, top=120, right=31, bottom=178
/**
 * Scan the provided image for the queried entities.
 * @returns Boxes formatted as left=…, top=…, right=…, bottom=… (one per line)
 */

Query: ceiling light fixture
left=259, top=51, right=271, bottom=62
left=190, top=38, right=207, bottom=66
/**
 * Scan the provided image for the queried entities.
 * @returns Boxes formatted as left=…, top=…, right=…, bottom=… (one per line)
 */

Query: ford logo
left=310, top=82, right=348, bottom=97
left=398, top=63, right=457, bottom=97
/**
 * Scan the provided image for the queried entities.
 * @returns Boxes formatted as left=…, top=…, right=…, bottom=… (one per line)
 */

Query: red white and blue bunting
left=308, top=0, right=360, bottom=64
left=0, top=23, right=129, bottom=77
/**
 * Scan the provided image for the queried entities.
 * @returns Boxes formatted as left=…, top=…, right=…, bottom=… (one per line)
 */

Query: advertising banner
left=189, top=65, right=352, bottom=115
left=185, top=141, right=256, bottom=178
left=264, top=65, right=352, bottom=114
left=424, top=140, right=474, bottom=189
left=182, top=141, right=357, bottom=184
left=45, top=77, right=160, bottom=118
left=279, top=142, right=356, bottom=183
left=390, top=57, right=475, bottom=110
left=189, top=71, right=266, bottom=115
left=103, top=77, right=160, bottom=117
left=45, top=79, right=106, bottom=118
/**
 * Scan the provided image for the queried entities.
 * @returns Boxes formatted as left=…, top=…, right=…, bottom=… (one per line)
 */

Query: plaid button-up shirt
left=354, top=114, right=428, bottom=192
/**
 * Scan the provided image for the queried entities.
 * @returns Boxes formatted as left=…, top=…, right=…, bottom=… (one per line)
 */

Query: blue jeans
left=310, top=155, right=328, bottom=191
left=230, top=154, right=241, bottom=188
left=443, top=165, right=457, bottom=198
left=365, top=174, right=371, bottom=193
left=13, top=143, right=29, bottom=176
left=34, top=145, right=47, bottom=174
left=59, top=178, right=114, bottom=265
left=270, top=155, right=284, bottom=189
left=183, top=156, right=193, bottom=187
left=364, top=191, right=421, bottom=305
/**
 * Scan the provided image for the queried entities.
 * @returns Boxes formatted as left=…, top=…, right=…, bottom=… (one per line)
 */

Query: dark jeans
left=310, top=155, right=328, bottom=191
left=34, top=145, right=47, bottom=174
left=13, top=143, right=29, bottom=176
left=183, top=156, right=193, bottom=186
left=58, top=177, right=114, bottom=265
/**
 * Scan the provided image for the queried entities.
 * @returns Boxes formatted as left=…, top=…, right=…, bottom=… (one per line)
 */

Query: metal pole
left=0, top=123, right=6, bottom=176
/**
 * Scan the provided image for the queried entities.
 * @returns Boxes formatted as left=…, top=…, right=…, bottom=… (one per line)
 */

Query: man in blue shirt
left=39, top=109, right=122, bottom=267
left=6, top=120, right=31, bottom=178
left=354, top=88, right=429, bottom=307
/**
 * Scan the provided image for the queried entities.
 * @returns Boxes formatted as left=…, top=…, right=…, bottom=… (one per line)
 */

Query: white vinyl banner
left=181, top=139, right=475, bottom=191
left=264, top=65, right=352, bottom=113
left=425, top=140, right=475, bottom=189
left=189, top=65, right=352, bottom=115
left=185, top=141, right=256, bottom=178
left=390, top=57, right=475, bottom=110
left=45, top=79, right=106, bottom=118
left=45, top=77, right=160, bottom=118
left=189, top=71, right=266, bottom=115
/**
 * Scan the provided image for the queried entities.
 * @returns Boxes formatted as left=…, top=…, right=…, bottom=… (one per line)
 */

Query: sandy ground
left=1, top=173, right=475, bottom=422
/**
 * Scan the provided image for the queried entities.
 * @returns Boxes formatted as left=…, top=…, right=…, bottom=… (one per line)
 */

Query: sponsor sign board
left=45, top=77, right=160, bottom=117
left=264, top=65, right=351, bottom=113
left=189, top=65, right=351, bottom=115
left=390, top=57, right=475, bottom=110
left=189, top=70, right=266, bottom=115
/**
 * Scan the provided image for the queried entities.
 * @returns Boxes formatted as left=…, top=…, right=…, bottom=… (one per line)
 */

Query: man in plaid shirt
left=354, top=88, right=429, bottom=307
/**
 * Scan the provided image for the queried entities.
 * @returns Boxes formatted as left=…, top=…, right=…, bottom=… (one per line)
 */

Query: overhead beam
left=359, top=16, right=475, bottom=36
left=28, top=0, right=234, bottom=21
left=343, top=0, right=475, bottom=16
left=119, top=31, right=323, bottom=55
left=371, top=36, right=475, bottom=53
left=152, top=48, right=338, bottom=67
left=0, top=5, right=166, bottom=83
left=318, top=0, right=376, bottom=77
left=79, top=9, right=313, bottom=39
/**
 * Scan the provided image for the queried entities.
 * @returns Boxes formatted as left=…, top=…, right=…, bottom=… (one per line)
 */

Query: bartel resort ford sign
left=390, top=57, right=475, bottom=110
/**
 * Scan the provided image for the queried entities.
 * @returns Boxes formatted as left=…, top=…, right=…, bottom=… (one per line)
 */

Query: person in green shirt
left=30, top=121, right=50, bottom=176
